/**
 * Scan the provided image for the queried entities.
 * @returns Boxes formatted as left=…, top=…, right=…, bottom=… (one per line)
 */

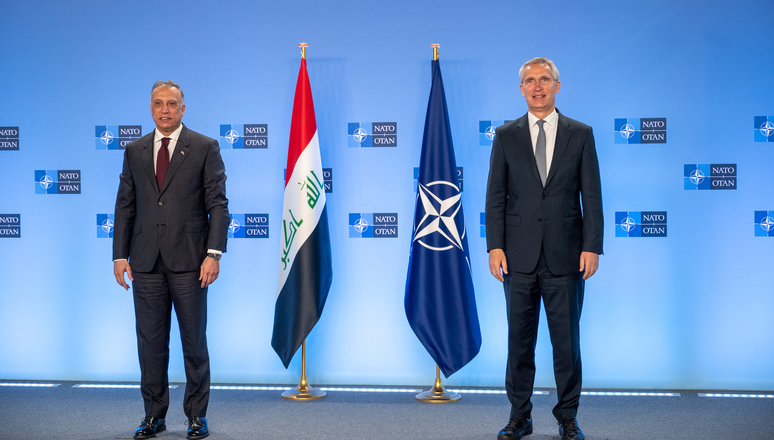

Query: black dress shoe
left=498, top=418, right=533, bottom=440
left=134, top=416, right=166, bottom=439
left=187, top=416, right=209, bottom=439
left=558, top=417, right=584, bottom=440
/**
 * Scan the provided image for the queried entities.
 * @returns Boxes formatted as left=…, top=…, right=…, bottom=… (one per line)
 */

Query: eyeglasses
left=521, top=77, right=554, bottom=87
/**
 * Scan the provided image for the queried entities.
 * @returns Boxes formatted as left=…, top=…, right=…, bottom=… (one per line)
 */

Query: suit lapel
left=514, top=115, right=543, bottom=186
left=160, top=125, right=191, bottom=194
left=545, top=111, right=572, bottom=187
left=141, top=133, right=159, bottom=193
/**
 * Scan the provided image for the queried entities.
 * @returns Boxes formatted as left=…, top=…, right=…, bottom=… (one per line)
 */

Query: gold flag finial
left=299, top=42, right=308, bottom=60
left=431, top=44, right=440, bottom=61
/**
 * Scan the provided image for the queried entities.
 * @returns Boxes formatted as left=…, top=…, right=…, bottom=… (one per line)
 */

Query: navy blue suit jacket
left=485, top=111, right=603, bottom=275
left=113, top=125, right=230, bottom=273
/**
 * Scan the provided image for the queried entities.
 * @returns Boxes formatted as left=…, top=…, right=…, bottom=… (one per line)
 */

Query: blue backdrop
left=1, top=0, right=773, bottom=391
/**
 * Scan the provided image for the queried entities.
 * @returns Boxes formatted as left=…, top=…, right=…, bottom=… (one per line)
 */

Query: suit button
left=542, top=195, right=547, bottom=200
left=538, top=218, right=542, bottom=222
left=158, top=202, right=163, bottom=206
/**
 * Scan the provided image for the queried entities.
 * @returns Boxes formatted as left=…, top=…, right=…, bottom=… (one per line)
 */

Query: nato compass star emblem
left=101, top=218, right=114, bottom=234
left=413, top=181, right=466, bottom=252
left=39, top=174, right=54, bottom=190
left=224, top=129, right=240, bottom=145
left=689, top=169, right=706, bottom=185
left=620, top=216, right=637, bottom=233
left=619, top=123, right=637, bottom=139
left=352, top=127, right=368, bottom=144
left=484, top=125, right=496, bottom=142
left=761, top=216, right=774, bottom=233
left=354, top=217, right=369, bottom=233
left=760, top=121, right=774, bottom=138
left=100, top=130, right=115, bottom=146
left=229, top=217, right=241, bottom=234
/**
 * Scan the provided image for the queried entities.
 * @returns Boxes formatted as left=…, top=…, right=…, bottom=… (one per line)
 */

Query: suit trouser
left=503, top=249, right=584, bottom=422
left=132, top=254, right=210, bottom=418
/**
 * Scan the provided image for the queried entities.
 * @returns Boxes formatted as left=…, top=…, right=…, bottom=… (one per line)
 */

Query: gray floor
left=0, top=382, right=772, bottom=439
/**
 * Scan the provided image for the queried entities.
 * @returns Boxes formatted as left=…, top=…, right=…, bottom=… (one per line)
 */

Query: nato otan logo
left=220, top=124, right=268, bottom=149
left=349, top=213, right=398, bottom=238
left=684, top=164, right=737, bottom=190
left=616, top=211, right=667, bottom=237
left=229, top=214, right=269, bottom=238
left=97, top=214, right=114, bottom=238
left=479, top=120, right=503, bottom=146
left=414, top=167, right=463, bottom=192
left=754, top=211, right=774, bottom=237
left=348, top=122, right=397, bottom=147
left=0, top=214, right=21, bottom=238
left=0, top=127, right=19, bottom=150
left=95, top=125, right=142, bottom=150
left=480, top=212, right=486, bottom=238
left=35, top=170, right=81, bottom=194
left=615, top=118, right=667, bottom=144
left=754, top=116, right=774, bottom=142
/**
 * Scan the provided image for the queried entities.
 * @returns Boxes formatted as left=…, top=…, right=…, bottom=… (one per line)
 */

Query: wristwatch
left=206, top=252, right=222, bottom=261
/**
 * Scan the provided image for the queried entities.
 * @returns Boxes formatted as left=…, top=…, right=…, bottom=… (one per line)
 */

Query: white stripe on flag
left=277, top=131, right=326, bottom=295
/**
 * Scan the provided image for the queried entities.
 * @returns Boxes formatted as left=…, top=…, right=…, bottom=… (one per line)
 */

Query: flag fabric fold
left=405, top=59, right=482, bottom=378
left=272, top=58, right=333, bottom=368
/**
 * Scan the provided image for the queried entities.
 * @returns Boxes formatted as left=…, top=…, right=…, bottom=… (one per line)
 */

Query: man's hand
left=199, top=256, right=220, bottom=288
left=114, top=260, right=133, bottom=290
left=579, top=251, right=599, bottom=280
left=488, top=248, right=508, bottom=282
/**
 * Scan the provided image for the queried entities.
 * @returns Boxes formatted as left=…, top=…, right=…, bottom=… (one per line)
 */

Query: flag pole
left=415, top=364, right=461, bottom=402
left=281, top=340, right=326, bottom=400
left=413, top=43, right=463, bottom=404
left=279, top=42, right=326, bottom=402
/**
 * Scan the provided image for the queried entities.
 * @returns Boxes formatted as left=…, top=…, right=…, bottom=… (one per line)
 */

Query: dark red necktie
left=156, top=137, right=170, bottom=190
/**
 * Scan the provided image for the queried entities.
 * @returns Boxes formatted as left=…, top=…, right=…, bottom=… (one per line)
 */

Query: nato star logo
left=689, top=169, right=705, bottom=185
left=229, top=217, right=241, bottom=234
left=760, top=121, right=774, bottom=138
left=412, top=181, right=466, bottom=252
left=352, top=127, right=368, bottom=144
left=620, top=216, right=636, bottom=233
left=224, top=129, right=240, bottom=145
left=354, top=217, right=369, bottom=233
left=619, top=123, right=636, bottom=140
left=761, top=216, right=774, bottom=232
left=484, top=125, right=496, bottom=142
left=100, top=130, right=115, bottom=146
left=39, top=174, right=54, bottom=190
left=101, top=218, right=114, bottom=234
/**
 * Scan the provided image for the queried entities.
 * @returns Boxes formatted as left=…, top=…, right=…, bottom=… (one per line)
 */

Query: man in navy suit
left=113, top=80, right=229, bottom=440
left=485, top=57, right=603, bottom=440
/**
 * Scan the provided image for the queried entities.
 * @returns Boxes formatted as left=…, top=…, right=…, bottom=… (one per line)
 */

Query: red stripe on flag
left=285, top=58, right=317, bottom=187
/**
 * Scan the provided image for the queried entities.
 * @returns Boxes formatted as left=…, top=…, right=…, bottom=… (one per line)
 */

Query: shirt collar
left=154, top=124, right=183, bottom=144
left=527, top=109, right=558, bottom=128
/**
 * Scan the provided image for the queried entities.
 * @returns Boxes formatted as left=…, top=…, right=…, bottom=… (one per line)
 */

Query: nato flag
left=405, top=59, right=481, bottom=378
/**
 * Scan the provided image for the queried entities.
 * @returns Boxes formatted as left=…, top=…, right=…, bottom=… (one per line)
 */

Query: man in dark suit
left=485, top=57, right=603, bottom=440
left=113, top=80, right=229, bottom=440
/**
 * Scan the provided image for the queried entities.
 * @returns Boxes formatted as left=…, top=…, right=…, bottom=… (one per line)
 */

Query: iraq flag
left=272, top=57, right=333, bottom=368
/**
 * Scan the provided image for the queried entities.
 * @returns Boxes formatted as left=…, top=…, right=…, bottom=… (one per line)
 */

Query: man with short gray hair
left=113, top=80, right=229, bottom=440
left=486, top=57, right=603, bottom=440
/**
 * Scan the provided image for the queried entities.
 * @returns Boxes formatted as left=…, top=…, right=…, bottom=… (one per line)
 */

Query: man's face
left=150, top=86, right=185, bottom=135
left=519, top=63, right=560, bottom=117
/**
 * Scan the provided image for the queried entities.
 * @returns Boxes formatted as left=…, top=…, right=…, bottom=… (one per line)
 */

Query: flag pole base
left=281, top=376, right=327, bottom=401
left=415, top=374, right=461, bottom=403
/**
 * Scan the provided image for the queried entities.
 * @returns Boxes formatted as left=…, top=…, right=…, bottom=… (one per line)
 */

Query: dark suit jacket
left=113, top=125, right=230, bottom=273
left=485, top=111, right=603, bottom=276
